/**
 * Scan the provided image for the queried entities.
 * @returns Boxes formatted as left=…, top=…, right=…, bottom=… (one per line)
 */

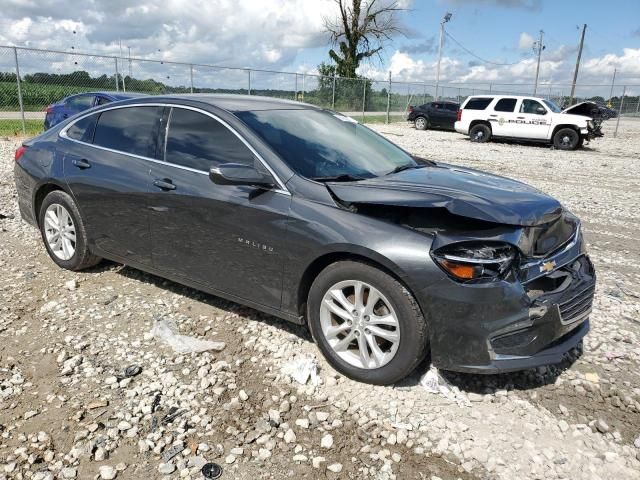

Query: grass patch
left=349, top=114, right=407, bottom=124
left=0, top=119, right=44, bottom=137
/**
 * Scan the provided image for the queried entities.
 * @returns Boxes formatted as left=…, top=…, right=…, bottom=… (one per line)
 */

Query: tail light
left=456, top=109, right=462, bottom=121
left=45, top=106, right=53, bottom=114
left=407, top=105, right=414, bottom=113
left=15, top=145, right=27, bottom=162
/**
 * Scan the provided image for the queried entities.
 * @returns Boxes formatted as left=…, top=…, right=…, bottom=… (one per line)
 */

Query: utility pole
left=128, top=46, right=132, bottom=78
left=609, top=68, right=616, bottom=103
left=533, top=30, right=544, bottom=95
left=435, top=12, right=452, bottom=101
left=569, top=24, right=587, bottom=106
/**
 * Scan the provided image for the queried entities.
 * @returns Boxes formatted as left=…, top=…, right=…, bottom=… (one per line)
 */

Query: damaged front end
left=331, top=189, right=594, bottom=372
left=562, top=101, right=606, bottom=139
left=323, top=163, right=595, bottom=372
left=425, top=211, right=595, bottom=373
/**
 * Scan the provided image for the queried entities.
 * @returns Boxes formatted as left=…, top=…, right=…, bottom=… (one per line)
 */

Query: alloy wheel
left=415, top=117, right=427, bottom=129
left=319, top=280, right=400, bottom=369
left=44, top=203, right=76, bottom=261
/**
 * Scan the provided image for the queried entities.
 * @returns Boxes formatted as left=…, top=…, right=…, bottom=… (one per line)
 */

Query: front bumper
left=421, top=235, right=595, bottom=374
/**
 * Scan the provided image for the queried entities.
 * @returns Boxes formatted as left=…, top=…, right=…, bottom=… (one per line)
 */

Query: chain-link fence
left=2, top=45, right=639, bottom=136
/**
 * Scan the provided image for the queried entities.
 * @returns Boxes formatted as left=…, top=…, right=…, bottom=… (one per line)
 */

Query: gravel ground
left=0, top=118, right=639, bottom=480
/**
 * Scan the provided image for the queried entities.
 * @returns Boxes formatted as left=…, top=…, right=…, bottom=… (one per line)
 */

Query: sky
left=0, top=0, right=639, bottom=95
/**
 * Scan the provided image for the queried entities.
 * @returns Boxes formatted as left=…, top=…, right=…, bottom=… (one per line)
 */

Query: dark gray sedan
left=13, top=95, right=595, bottom=385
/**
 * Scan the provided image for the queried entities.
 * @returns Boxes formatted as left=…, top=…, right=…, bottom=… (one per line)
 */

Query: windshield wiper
left=312, top=174, right=366, bottom=182
left=386, top=163, right=427, bottom=176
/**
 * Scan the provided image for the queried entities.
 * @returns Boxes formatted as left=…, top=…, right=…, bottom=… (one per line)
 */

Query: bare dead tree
left=323, top=0, right=404, bottom=78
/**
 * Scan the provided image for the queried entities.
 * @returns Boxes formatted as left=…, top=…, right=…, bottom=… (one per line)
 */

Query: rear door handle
left=516, top=116, right=525, bottom=119
left=153, top=179, right=176, bottom=191
left=72, top=158, right=91, bottom=169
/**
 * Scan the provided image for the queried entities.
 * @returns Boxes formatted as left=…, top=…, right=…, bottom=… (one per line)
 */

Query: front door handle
left=72, top=158, right=91, bottom=169
left=153, top=179, right=176, bottom=191
left=516, top=116, right=525, bottom=119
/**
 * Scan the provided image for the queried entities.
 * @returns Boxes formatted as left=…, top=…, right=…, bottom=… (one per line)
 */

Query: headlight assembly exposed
left=432, top=242, right=516, bottom=282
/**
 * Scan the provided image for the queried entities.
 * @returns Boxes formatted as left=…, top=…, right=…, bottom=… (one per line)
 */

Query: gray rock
left=98, top=465, right=117, bottom=480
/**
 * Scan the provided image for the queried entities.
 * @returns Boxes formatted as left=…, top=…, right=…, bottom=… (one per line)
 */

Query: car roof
left=466, top=94, right=546, bottom=100
left=139, top=94, right=321, bottom=112
left=67, top=91, right=147, bottom=100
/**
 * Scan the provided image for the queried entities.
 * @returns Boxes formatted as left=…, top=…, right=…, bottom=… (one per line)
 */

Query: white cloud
left=0, top=0, right=336, bottom=69
left=518, top=32, right=534, bottom=50
left=358, top=47, right=640, bottom=97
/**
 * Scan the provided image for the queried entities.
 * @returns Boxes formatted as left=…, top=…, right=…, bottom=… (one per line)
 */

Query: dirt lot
left=0, top=118, right=639, bottom=480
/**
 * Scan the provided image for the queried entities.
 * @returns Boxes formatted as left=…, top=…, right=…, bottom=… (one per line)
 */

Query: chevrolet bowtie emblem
left=540, top=260, right=557, bottom=273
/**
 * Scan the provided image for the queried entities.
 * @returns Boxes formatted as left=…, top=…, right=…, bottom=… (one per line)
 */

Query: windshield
left=543, top=99, right=562, bottom=113
left=235, top=109, right=416, bottom=180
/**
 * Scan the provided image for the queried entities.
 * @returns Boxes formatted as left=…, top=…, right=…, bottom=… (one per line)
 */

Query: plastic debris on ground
left=124, top=364, right=142, bottom=378
left=161, top=442, right=184, bottom=463
left=151, top=318, right=225, bottom=354
left=281, top=356, right=319, bottom=385
left=419, top=366, right=470, bottom=407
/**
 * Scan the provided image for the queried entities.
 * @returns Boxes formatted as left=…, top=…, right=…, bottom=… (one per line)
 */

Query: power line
left=444, top=30, right=533, bottom=66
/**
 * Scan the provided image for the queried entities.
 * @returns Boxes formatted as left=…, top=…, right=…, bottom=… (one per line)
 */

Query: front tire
left=553, top=128, right=580, bottom=150
left=307, top=261, right=429, bottom=385
left=414, top=116, right=428, bottom=130
left=38, top=190, right=101, bottom=271
left=469, top=123, right=491, bottom=143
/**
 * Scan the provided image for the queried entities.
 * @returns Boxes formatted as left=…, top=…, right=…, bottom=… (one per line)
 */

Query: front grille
left=558, top=284, right=595, bottom=324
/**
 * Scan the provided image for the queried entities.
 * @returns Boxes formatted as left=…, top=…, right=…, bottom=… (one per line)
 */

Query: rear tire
left=307, top=261, right=429, bottom=385
left=469, top=123, right=491, bottom=143
left=553, top=128, right=580, bottom=150
left=414, top=116, right=428, bottom=130
left=38, top=190, right=101, bottom=271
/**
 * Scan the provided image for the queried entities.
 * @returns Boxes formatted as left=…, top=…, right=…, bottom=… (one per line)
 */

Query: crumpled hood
left=561, top=101, right=600, bottom=118
left=327, top=164, right=563, bottom=226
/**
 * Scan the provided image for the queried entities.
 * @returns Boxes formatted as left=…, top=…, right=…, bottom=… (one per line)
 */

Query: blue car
left=44, top=92, right=143, bottom=130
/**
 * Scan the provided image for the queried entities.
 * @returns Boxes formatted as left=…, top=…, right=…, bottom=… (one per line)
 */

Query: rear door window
left=164, top=107, right=255, bottom=171
left=494, top=98, right=517, bottom=112
left=93, top=106, right=163, bottom=158
left=66, top=114, right=98, bottom=143
left=464, top=98, right=493, bottom=110
left=444, top=103, right=459, bottom=111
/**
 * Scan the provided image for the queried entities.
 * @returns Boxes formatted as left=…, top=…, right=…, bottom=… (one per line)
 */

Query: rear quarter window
left=464, top=98, right=493, bottom=110
left=494, top=98, right=517, bottom=112
left=66, top=114, right=98, bottom=143
left=92, top=106, right=163, bottom=158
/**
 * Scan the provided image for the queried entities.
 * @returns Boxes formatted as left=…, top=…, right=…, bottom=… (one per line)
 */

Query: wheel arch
left=32, top=181, right=72, bottom=227
left=469, top=119, right=492, bottom=131
left=551, top=124, right=580, bottom=139
left=296, top=248, right=420, bottom=322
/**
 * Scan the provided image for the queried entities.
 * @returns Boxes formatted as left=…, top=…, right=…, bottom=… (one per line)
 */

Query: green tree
left=323, top=0, right=404, bottom=78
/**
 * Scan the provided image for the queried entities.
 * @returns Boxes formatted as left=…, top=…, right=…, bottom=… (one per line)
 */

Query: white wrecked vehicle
left=454, top=95, right=604, bottom=150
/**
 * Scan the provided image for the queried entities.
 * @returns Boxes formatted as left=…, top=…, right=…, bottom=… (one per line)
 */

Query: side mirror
left=536, top=106, right=546, bottom=115
left=209, top=163, right=275, bottom=188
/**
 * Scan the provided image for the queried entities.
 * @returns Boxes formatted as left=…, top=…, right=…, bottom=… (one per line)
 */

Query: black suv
left=14, top=95, right=594, bottom=385
left=406, top=101, right=460, bottom=131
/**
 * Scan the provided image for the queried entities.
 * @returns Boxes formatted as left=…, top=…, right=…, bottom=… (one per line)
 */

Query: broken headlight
left=432, top=242, right=516, bottom=282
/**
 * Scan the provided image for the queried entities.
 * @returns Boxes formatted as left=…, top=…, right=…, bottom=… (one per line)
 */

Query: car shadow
left=87, top=260, right=313, bottom=343
left=86, top=260, right=582, bottom=394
